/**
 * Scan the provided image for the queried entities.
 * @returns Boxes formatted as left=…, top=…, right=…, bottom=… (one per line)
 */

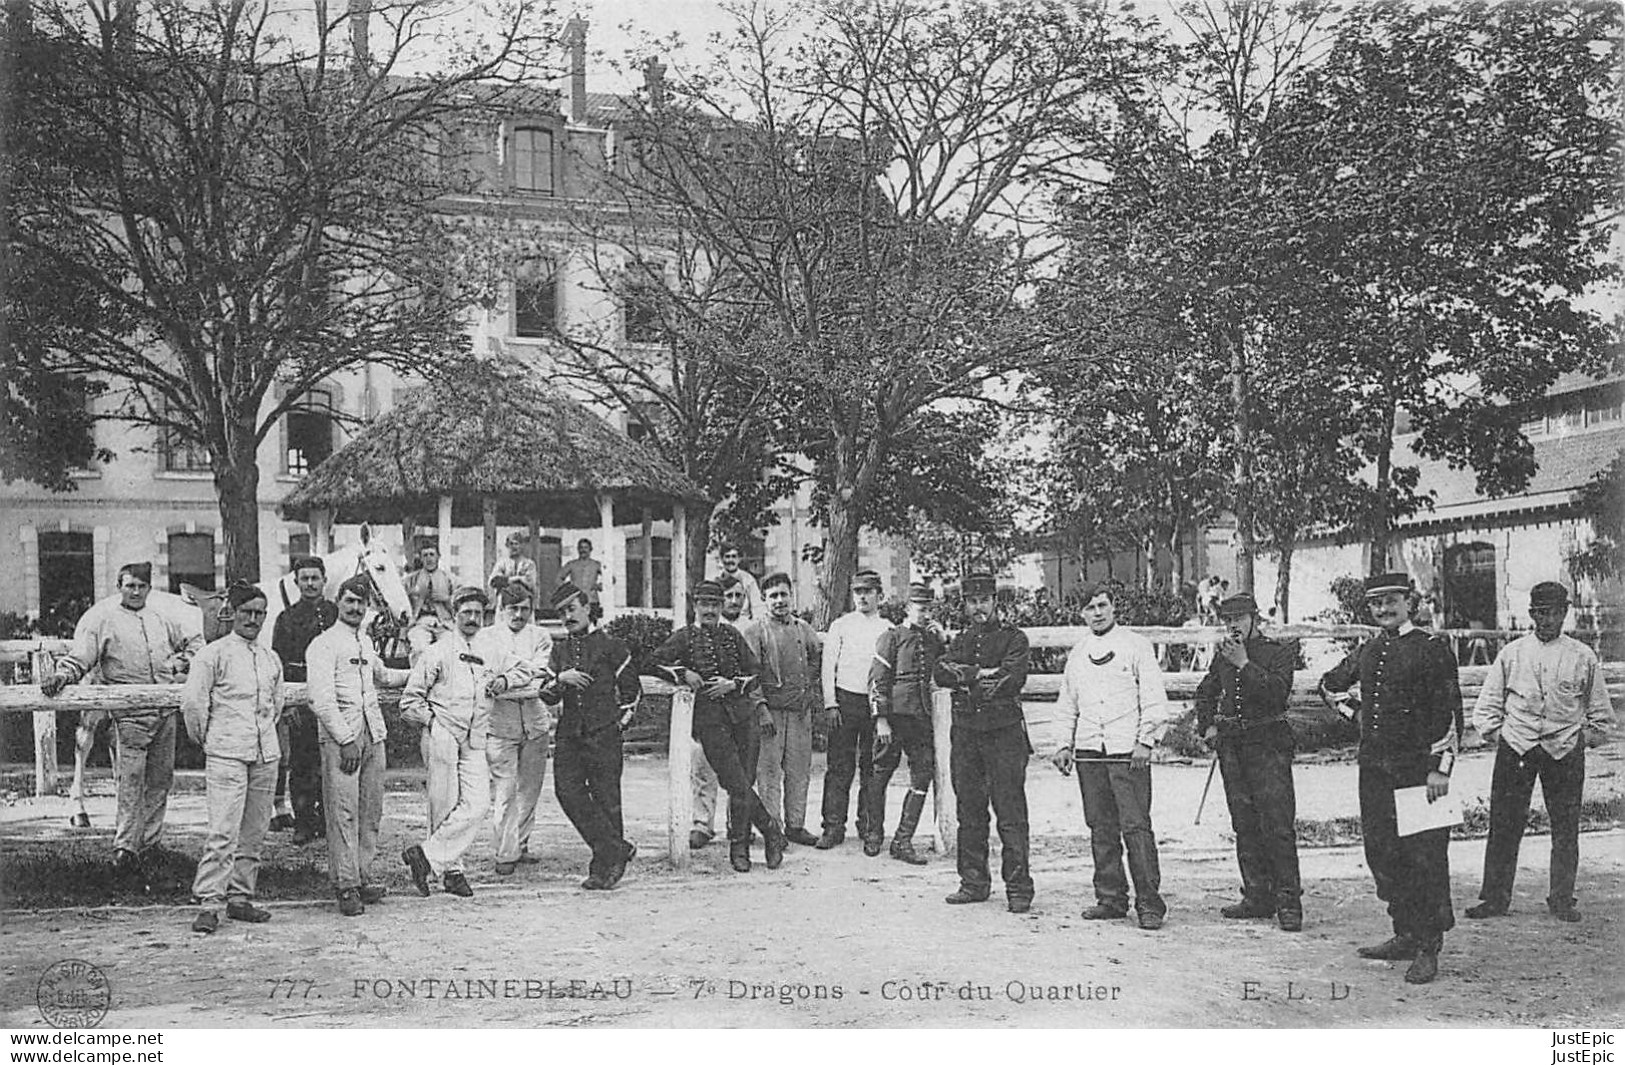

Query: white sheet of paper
left=1394, top=785, right=1464, bottom=837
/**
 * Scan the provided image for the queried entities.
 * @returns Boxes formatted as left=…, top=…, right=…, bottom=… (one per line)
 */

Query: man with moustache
left=654, top=580, right=789, bottom=873
left=1052, top=582, right=1177, bottom=930
left=43, top=561, right=203, bottom=880
left=868, top=582, right=944, bottom=864
left=1320, top=573, right=1463, bottom=984
left=742, top=573, right=823, bottom=848
left=544, top=583, right=642, bottom=889
left=1468, top=582, right=1613, bottom=924
left=688, top=572, right=749, bottom=848
left=401, top=587, right=494, bottom=899
left=182, top=583, right=283, bottom=933
left=936, top=571, right=1033, bottom=913
left=818, top=569, right=893, bottom=850
left=477, top=581, right=555, bottom=875
left=270, top=555, right=337, bottom=844
left=306, top=575, right=410, bottom=916
left=1193, top=592, right=1303, bottom=931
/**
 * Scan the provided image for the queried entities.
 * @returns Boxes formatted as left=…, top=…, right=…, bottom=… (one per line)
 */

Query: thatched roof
left=280, top=365, right=708, bottom=528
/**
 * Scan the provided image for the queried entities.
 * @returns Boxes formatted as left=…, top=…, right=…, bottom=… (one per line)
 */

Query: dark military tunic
left=868, top=623, right=942, bottom=799
left=1321, top=626, right=1463, bottom=946
left=1194, top=634, right=1301, bottom=910
left=542, top=629, right=640, bottom=873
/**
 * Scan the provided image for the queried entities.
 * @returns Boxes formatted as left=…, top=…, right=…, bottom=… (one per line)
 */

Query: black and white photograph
left=0, top=0, right=1620, bottom=1043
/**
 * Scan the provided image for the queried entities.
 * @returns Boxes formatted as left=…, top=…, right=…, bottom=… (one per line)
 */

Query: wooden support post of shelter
left=310, top=508, right=332, bottom=556
left=527, top=517, right=541, bottom=590
left=437, top=495, right=454, bottom=583
left=672, top=503, right=689, bottom=626
left=667, top=688, right=694, bottom=871
left=597, top=493, right=618, bottom=621
left=481, top=497, right=498, bottom=595
left=640, top=507, right=654, bottom=610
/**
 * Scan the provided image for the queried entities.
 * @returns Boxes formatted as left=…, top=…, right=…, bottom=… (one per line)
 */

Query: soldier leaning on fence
left=1319, top=572, right=1463, bottom=985
left=305, top=574, right=410, bottom=917
left=1052, top=581, right=1178, bottom=931
left=653, top=579, right=790, bottom=874
left=1193, top=592, right=1303, bottom=932
left=42, top=561, right=203, bottom=883
left=937, top=571, right=1034, bottom=914
left=866, top=582, right=943, bottom=865
left=477, top=580, right=555, bottom=876
left=544, top=582, right=641, bottom=890
left=181, top=583, right=283, bottom=934
left=1468, top=581, right=1613, bottom=924
left=270, top=555, right=337, bottom=845
left=401, top=587, right=494, bottom=900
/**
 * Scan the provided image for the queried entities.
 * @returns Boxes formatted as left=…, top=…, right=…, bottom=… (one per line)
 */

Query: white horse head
left=350, top=523, right=412, bottom=626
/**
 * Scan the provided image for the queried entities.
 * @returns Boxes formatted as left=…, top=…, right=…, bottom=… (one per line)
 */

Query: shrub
left=603, top=611, right=675, bottom=675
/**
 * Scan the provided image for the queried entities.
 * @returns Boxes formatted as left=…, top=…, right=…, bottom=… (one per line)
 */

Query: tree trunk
left=214, top=438, right=263, bottom=583
left=1229, top=325, right=1257, bottom=595
left=684, top=508, right=713, bottom=610
left=1143, top=529, right=1158, bottom=592
left=817, top=495, right=862, bottom=629
left=1368, top=397, right=1398, bottom=571
left=1274, top=539, right=1294, bottom=624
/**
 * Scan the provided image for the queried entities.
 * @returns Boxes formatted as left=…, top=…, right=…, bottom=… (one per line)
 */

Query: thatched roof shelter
left=279, top=365, right=707, bottom=529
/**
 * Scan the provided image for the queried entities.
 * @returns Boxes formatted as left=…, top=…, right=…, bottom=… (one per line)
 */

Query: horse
left=65, top=525, right=412, bottom=830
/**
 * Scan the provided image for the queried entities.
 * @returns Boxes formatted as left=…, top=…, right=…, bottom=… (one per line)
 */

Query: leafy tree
left=1570, top=453, right=1624, bottom=583
left=6, top=0, right=556, bottom=579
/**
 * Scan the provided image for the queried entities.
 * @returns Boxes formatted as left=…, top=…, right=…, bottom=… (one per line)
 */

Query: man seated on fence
left=401, top=587, right=494, bottom=899
left=42, top=560, right=203, bottom=883
left=1193, top=591, right=1303, bottom=932
left=181, top=582, right=283, bottom=934
left=306, top=574, right=410, bottom=917
left=742, top=572, right=823, bottom=848
left=270, top=555, right=337, bottom=844
left=543, top=582, right=642, bottom=889
left=406, top=538, right=455, bottom=660
left=488, top=532, right=539, bottom=605
left=936, top=571, right=1034, bottom=913
left=689, top=572, right=749, bottom=847
left=1052, top=581, right=1178, bottom=930
left=867, top=582, right=943, bottom=864
left=477, top=580, right=555, bottom=875
left=653, top=579, right=789, bottom=873
left=1468, top=582, right=1613, bottom=924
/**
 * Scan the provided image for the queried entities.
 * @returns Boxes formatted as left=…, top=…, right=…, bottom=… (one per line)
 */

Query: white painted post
left=667, top=687, right=694, bottom=871
left=671, top=503, right=689, bottom=625
left=310, top=508, right=333, bottom=555
left=32, top=649, right=57, bottom=798
left=597, top=493, right=620, bottom=621
left=931, top=688, right=956, bottom=855
left=437, top=494, right=453, bottom=582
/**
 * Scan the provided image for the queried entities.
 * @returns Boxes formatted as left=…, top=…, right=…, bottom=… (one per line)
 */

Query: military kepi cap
left=337, top=574, right=372, bottom=602
left=551, top=583, right=587, bottom=609
left=907, top=582, right=935, bottom=604
left=452, top=586, right=489, bottom=609
left=1216, top=592, right=1259, bottom=618
left=226, top=581, right=266, bottom=609
left=851, top=569, right=883, bottom=591
left=692, top=579, right=724, bottom=602
left=499, top=579, right=534, bottom=606
left=1363, top=572, right=1412, bottom=598
left=117, top=561, right=153, bottom=585
left=1529, top=581, right=1570, bottom=608
left=962, top=570, right=997, bottom=597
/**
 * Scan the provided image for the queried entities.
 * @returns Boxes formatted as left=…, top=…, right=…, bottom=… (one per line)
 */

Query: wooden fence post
left=667, top=687, right=694, bottom=871
left=931, top=688, right=956, bottom=855
left=31, top=649, right=57, bottom=799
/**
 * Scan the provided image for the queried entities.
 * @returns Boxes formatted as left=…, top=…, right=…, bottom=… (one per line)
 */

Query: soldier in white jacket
left=181, top=583, right=283, bottom=934
left=476, top=581, right=554, bottom=874
left=1052, top=583, right=1179, bottom=930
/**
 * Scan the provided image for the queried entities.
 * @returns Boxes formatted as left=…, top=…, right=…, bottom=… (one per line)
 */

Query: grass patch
left=1294, top=795, right=1625, bottom=849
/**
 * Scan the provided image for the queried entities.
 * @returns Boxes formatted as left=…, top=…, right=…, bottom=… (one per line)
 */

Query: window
left=38, top=531, right=94, bottom=634
left=1584, top=392, right=1622, bottom=426
left=160, top=409, right=211, bottom=473
left=284, top=390, right=335, bottom=476
left=514, top=261, right=559, bottom=338
left=623, top=271, right=669, bottom=345
left=625, top=400, right=662, bottom=443
left=167, top=532, right=216, bottom=594
left=511, top=127, right=554, bottom=194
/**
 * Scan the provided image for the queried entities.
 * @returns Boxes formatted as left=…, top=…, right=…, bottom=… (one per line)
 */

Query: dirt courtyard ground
left=3, top=743, right=1622, bottom=1029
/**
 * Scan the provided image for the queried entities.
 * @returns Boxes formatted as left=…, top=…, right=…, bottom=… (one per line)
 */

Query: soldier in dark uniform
left=867, top=582, right=943, bottom=864
left=1319, top=572, right=1463, bottom=985
left=270, top=556, right=338, bottom=844
left=541, top=583, right=642, bottom=890
left=1194, top=592, right=1302, bottom=931
left=934, top=571, right=1033, bottom=913
left=653, top=580, right=789, bottom=874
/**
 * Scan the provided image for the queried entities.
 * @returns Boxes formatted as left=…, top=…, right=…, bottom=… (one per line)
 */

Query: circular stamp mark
left=36, top=959, right=111, bottom=1029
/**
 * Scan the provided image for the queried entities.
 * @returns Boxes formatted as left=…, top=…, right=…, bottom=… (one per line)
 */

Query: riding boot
left=863, top=781, right=888, bottom=856
left=889, top=789, right=928, bottom=866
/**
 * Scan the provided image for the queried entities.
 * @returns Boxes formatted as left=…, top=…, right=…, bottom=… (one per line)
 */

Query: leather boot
left=751, top=799, right=787, bottom=870
left=889, top=790, right=928, bottom=866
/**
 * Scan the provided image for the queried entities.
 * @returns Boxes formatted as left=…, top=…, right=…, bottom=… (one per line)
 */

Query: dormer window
left=510, top=126, right=555, bottom=194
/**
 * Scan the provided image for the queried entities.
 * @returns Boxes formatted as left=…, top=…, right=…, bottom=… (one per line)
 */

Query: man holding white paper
left=1319, top=572, right=1463, bottom=985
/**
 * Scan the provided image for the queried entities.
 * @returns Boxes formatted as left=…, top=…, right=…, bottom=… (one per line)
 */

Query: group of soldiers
left=38, top=548, right=1614, bottom=986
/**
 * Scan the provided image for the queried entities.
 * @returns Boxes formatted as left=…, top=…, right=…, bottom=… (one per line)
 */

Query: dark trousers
left=821, top=689, right=877, bottom=838
left=694, top=706, right=774, bottom=845
left=1218, top=734, right=1301, bottom=909
left=1358, top=761, right=1454, bottom=947
left=951, top=723, right=1033, bottom=902
left=871, top=715, right=934, bottom=832
left=554, top=726, right=625, bottom=872
left=278, top=707, right=324, bottom=832
left=1077, top=753, right=1164, bottom=917
left=1479, top=740, right=1585, bottom=910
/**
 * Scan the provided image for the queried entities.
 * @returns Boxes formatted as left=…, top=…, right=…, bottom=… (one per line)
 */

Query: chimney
left=565, top=15, right=588, bottom=123
left=348, top=0, right=371, bottom=68
left=642, top=57, right=667, bottom=108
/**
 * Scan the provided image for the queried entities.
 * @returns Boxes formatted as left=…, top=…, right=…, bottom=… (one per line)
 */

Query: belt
left=1216, top=714, right=1288, bottom=730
